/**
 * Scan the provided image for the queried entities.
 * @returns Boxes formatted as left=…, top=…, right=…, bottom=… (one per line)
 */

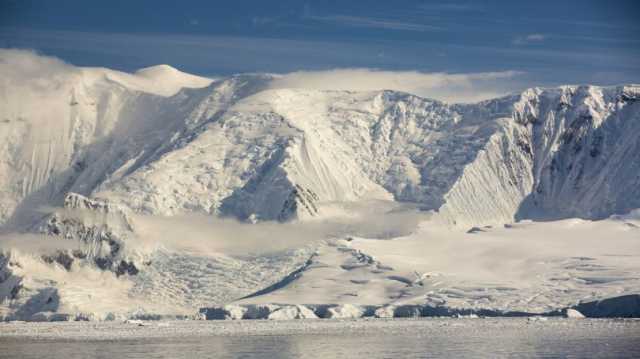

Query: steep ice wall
left=511, top=85, right=640, bottom=220
left=435, top=120, right=535, bottom=227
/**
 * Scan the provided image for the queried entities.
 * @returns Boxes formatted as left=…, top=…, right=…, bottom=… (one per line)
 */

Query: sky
left=1, top=0, right=639, bottom=95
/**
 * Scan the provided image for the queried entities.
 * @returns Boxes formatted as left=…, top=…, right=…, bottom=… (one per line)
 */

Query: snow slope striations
left=511, top=86, right=640, bottom=220
left=0, top=54, right=214, bottom=229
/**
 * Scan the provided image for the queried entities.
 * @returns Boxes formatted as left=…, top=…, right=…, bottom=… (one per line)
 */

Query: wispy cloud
left=2, top=26, right=638, bottom=88
left=309, top=15, right=442, bottom=32
left=538, top=18, right=640, bottom=30
left=513, top=33, right=546, bottom=45
left=133, top=201, right=427, bottom=255
left=269, top=68, right=524, bottom=103
left=418, top=3, right=480, bottom=12
left=0, top=48, right=525, bottom=103
left=0, top=49, right=81, bottom=126
left=0, top=27, right=452, bottom=74
left=251, top=16, right=278, bottom=27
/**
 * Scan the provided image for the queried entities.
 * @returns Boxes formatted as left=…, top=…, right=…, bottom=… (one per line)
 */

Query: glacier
left=0, top=50, right=639, bottom=321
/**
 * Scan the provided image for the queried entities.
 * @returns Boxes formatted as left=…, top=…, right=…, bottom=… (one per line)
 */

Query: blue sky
left=1, top=0, right=639, bottom=88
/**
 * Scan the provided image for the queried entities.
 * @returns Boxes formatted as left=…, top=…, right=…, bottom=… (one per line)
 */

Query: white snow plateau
left=1, top=50, right=639, bottom=321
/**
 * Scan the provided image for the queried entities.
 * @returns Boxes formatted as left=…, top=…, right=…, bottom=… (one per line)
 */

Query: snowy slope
left=237, top=217, right=640, bottom=314
left=510, top=86, right=640, bottom=220
left=0, top=55, right=214, bottom=229
left=98, top=84, right=639, bottom=227
left=1, top=51, right=639, bottom=320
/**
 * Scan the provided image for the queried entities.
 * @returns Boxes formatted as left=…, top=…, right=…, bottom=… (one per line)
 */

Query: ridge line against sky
left=0, top=48, right=524, bottom=103
left=1, top=0, right=639, bottom=93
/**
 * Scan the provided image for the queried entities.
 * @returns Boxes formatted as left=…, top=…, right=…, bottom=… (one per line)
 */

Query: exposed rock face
left=0, top=251, right=61, bottom=321
left=39, top=193, right=138, bottom=276
left=278, top=185, right=320, bottom=221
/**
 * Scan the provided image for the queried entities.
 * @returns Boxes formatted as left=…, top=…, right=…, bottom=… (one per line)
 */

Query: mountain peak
left=132, top=64, right=213, bottom=94
left=134, top=64, right=180, bottom=77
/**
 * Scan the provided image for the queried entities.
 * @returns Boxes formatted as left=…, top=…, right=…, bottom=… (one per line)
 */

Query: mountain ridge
left=1, top=59, right=639, bottom=230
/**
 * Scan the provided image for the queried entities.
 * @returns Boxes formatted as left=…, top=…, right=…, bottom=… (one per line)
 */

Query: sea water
left=1, top=318, right=639, bottom=358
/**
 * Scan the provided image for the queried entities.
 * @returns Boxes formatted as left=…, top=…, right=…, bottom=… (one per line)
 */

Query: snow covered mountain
left=2, top=59, right=638, bottom=229
left=1, top=51, right=639, bottom=320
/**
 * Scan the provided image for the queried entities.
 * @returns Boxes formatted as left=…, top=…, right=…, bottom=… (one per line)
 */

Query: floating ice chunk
left=455, top=313, right=479, bottom=319
left=565, top=309, right=585, bottom=319
left=268, top=305, right=318, bottom=320
left=324, top=304, right=365, bottom=319
left=224, top=305, right=247, bottom=320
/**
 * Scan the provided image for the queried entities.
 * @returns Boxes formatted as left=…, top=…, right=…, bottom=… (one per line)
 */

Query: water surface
left=1, top=318, right=639, bottom=358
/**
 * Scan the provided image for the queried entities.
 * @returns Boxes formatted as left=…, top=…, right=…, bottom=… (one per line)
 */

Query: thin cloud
left=526, top=34, right=545, bottom=41
left=513, top=33, right=546, bottom=45
left=3, top=27, right=637, bottom=80
left=0, top=49, right=81, bottom=128
left=251, top=16, right=280, bottom=27
left=0, top=232, right=82, bottom=254
left=551, top=33, right=640, bottom=45
left=269, top=68, right=524, bottom=103
left=309, top=15, right=442, bottom=32
left=0, top=48, right=524, bottom=108
left=418, top=3, right=480, bottom=12
left=538, top=18, right=640, bottom=30
left=130, top=201, right=428, bottom=256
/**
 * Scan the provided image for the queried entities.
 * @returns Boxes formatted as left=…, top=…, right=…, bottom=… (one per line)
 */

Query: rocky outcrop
left=39, top=193, right=138, bottom=276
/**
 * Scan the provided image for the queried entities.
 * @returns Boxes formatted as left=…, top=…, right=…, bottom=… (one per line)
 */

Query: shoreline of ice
left=199, top=294, right=640, bottom=320
left=4, top=294, right=637, bottom=323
